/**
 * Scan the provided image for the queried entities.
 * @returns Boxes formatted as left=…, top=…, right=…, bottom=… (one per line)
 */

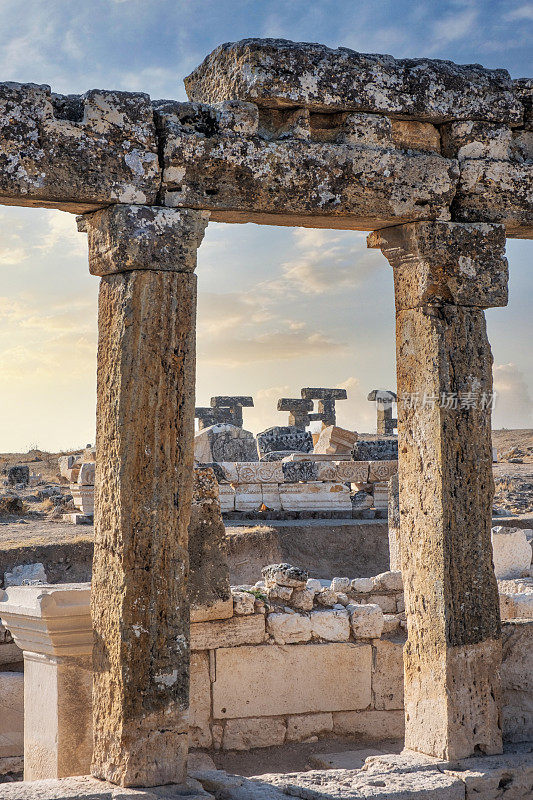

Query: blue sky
left=0, top=0, right=531, bottom=450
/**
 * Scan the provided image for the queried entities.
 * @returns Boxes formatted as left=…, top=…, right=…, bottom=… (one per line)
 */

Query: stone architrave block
left=212, top=643, right=372, bottom=718
left=491, top=527, right=532, bottom=579
left=235, top=462, right=284, bottom=484
left=279, top=482, right=351, bottom=511
left=190, top=615, right=266, bottom=650
left=368, top=460, right=398, bottom=483
left=333, top=461, right=371, bottom=483
left=281, top=460, right=319, bottom=482
left=234, top=484, right=262, bottom=512
left=261, top=484, right=282, bottom=510
left=77, top=463, right=95, bottom=486
left=186, top=39, right=522, bottom=124
left=372, top=639, right=405, bottom=710
left=217, top=484, right=235, bottom=512
left=353, top=440, right=398, bottom=461
left=0, top=84, right=161, bottom=212
left=216, top=462, right=239, bottom=482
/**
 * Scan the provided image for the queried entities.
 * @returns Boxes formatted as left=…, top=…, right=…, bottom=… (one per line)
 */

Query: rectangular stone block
left=218, top=484, right=235, bottom=512
left=189, top=652, right=212, bottom=749
left=212, top=643, right=371, bottom=718
left=0, top=83, right=160, bottom=212
left=70, top=486, right=95, bottom=514
left=234, top=484, right=262, bottom=512
left=77, top=463, right=95, bottom=486
left=261, top=484, right=282, bottom=511
left=332, top=709, right=405, bottom=740
left=235, top=462, right=284, bottom=483
left=279, top=482, right=352, bottom=511
left=372, top=639, right=405, bottom=710
left=368, top=460, right=398, bottom=483
left=0, top=672, right=23, bottom=758
left=222, top=717, right=286, bottom=751
left=501, top=620, right=533, bottom=743
left=185, top=39, right=522, bottom=124
left=191, top=615, right=266, bottom=651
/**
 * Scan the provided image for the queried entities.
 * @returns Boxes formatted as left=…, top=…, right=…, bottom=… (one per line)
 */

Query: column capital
left=0, top=584, right=92, bottom=658
left=367, top=221, right=508, bottom=310
left=77, top=204, right=209, bottom=277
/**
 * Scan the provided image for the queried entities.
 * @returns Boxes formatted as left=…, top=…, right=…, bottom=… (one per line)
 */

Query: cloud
left=492, top=363, right=533, bottom=429
left=268, top=228, right=383, bottom=296
left=431, top=8, right=478, bottom=46
left=197, top=291, right=272, bottom=335
left=504, top=3, right=533, bottom=21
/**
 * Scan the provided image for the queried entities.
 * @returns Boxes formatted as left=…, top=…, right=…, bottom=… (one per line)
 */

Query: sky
left=0, top=0, right=531, bottom=451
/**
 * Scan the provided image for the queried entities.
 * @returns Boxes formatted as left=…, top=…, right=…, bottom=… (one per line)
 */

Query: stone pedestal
left=79, top=205, right=208, bottom=787
left=0, top=584, right=93, bottom=780
left=369, top=221, right=508, bottom=761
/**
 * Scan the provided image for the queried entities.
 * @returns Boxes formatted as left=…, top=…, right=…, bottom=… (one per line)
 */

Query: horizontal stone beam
left=157, top=101, right=459, bottom=230
left=211, top=396, right=254, bottom=408
left=185, top=38, right=524, bottom=125
left=301, top=388, right=348, bottom=400
left=0, top=83, right=160, bottom=212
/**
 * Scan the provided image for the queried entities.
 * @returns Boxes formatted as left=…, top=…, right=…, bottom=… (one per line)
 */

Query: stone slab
left=212, top=642, right=371, bottom=718
left=308, top=747, right=387, bottom=770
left=185, top=39, right=522, bottom=124
left=0, top=776, right=214, bottom=798
left=191, top=614, right=266, bottom=650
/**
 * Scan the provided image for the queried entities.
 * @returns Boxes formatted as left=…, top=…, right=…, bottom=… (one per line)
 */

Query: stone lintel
left=77, top=204, right=208, bottom=276
left=368, top=221, right=508, bottom=310
left=185, top=39, right=523, bottom=125
left=301, top=388, right=347, bottom=400
left=211, top=396, right=254, bottom=408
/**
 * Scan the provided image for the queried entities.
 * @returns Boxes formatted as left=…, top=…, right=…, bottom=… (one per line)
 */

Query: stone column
left=0, top=584, right=93, bottom=781
left=78, top=205, right=208, bottom=787
left=368, top=221, right=508, bottom=761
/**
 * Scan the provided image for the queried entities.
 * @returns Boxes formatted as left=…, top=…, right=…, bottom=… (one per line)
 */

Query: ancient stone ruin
left=0, top=35, right=531, bottom=800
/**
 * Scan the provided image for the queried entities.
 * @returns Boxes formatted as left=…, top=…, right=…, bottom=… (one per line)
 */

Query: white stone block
left=77, top=463, right=95, bottom=486
left=235, top=462, right=284, bottom=484
left=492, top=527, right=532, bottom=579
left=261, top=484, right=282, bottom=510
left=218, top=484, right=235, bottom=512
left=279, top=481, right=351, bottom=511
left=222, top=717, right=286, bottom=750
left=348, top=603, right=384, bottom=639
left=331, top=577, right=350, bottom=592
left=310, top=609, right=350, bottom=641
left=351, top=578, right=373, bottom=593
left=234, top=483, right=262, bottom=512
left=217, top=462, right=238, bottom=482
left=232, top=590, right=255, bottom=615
left=4, top=564, right=47, bottom=587
left=70, top=485, right=94, bottom=514
left=372, top=571, right=403, bottom=592
left=213, top=643, right=372, bottom=718
left=267, top=612, right=312, bottom=644
left=286, top=712, right=333, bottom=742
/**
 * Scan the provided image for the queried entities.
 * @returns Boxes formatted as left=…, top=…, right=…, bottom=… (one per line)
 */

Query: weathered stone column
left=78, top=205, right=208, bottom=787
left=368, top=221, right=508, bottom=761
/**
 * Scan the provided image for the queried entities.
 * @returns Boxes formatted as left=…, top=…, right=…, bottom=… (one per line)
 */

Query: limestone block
left=80, top=205, right=208, bottom=276
left=257, top=426, right=313, bottom=456
left=76, top=463, right=95, bottom=486
left=279, top=481, right=351, bottom=511
left=267, top=612, right=312, bottom=644
left=235, top=462, right=284, bottom=483
left=372, top=483, right=389, bottom=510
left=281, top=460, right=319, bottom=482
left=499, top=579, right=533, bottom=620
left=373, top=639, right=405, bottom=710
left=353, top=439, right=398, bottom=461
left=349, top=603, right=384, bottom=639
left=261, top=484, right=282, bottom=510
left=194, top=424, right=258, bottom=463
left=391, top=120, right=441, bottom=153
left=186, top=39, right=522, bottom=124
left=159, top=108, right=459, bottom=231
left=286, top=713, right=333, bottom=742
left=368, top=594, right=397, bottom=614
left=452, top=159, right=533, bottom=238
left=189, top=652, right=212, bottom=749
left=190, top=598, right=233, bottom=624
left=191, top=615, right=266, bottom=650
left=0, top=84, right=160, bottom=212
left=332, top=709, right=405, bottom=739
left=232, top=590, right=255, bottom=616
left=216, top=462, right=238, bottom=482
left=492, top=527, right=532, bottom=579
left=372, top=571, right=403, bottom=592
left=4, top=563, right=47, bottom=587
left=316, top=588, right=338, bottom=607
left=218, top=484, right=235, bottom=512
left=501, top=621, right=533, bottom=742
left=331, top=577, right=350, bottom=592
left=351, top=578, right=374, bottom=593
left=0, top=672, right=23, bottom=758
left=314, top=426, right=358, bottom=455
left=441, top=121, right=513, bottom=160
left=310, top=609, right=350, bottom=641
left=368, top=221, right=509, bottom=306
left=58, top=455, right=80, bottom=480
left=70, top=485, right=94, bottom=514
left=234, top=484, right=262, bottom=512
left=263, top=564, right=308, bottom=588
left=212, top=643, right=372, bottom=718
left=368, top=460, right=398, bottom=483
left=222, top=717, right=286, bottom=751
left=383, top=615, right=402, bottom=635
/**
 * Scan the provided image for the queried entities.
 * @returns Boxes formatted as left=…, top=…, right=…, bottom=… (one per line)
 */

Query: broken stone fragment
left=185, top=38, right=523, bottom=124
left=231, top=590, right=255, bottom=615
left=348, top=603, right=384, bottom=639
left=262, top=563, right=309, bottom=589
